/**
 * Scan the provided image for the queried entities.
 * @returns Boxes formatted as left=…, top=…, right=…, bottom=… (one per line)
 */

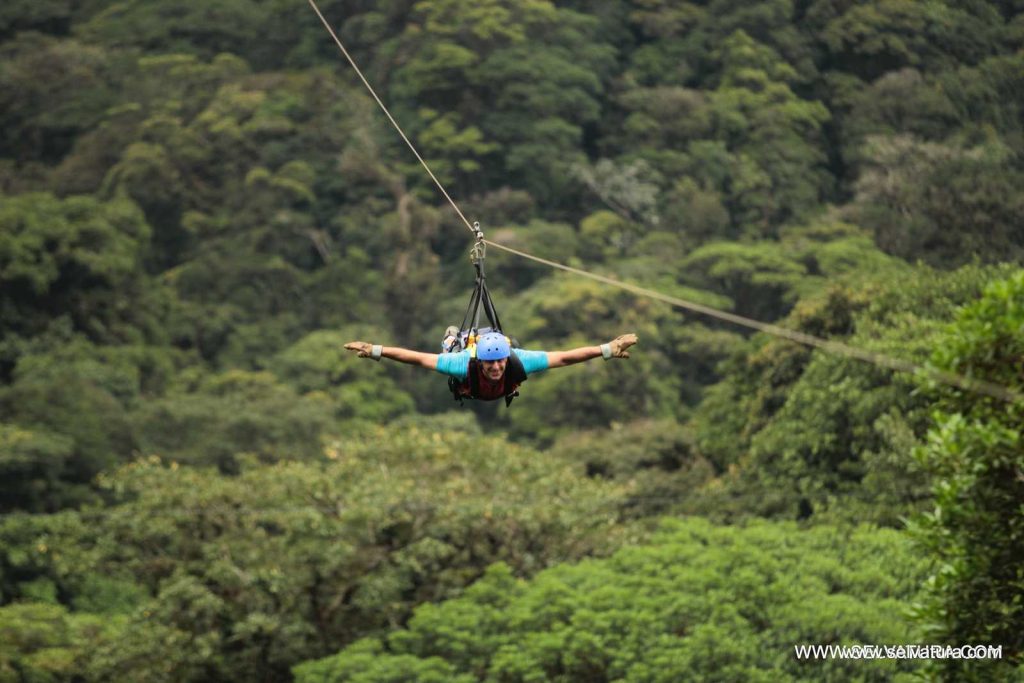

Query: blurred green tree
left=911, top=269, right=1024, bottom=679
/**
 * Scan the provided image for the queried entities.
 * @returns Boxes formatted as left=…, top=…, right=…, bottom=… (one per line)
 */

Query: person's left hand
left=608, top=333, right=638, bottom=358
left=344, top=341, right=374, bottom=358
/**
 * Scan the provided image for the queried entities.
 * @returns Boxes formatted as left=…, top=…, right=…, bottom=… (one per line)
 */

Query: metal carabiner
left=469, top=221, right=486, bottom=265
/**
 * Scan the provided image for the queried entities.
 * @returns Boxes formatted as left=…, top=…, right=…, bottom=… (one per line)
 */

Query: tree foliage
left=910, top=270, right=1024, bottom=680
left=296, top=518, right=928, bottom=682
left=2, top=1, right=1024, bottom=680
left=0, top=426, right=635, bottom=681
left=692, top=264, right=1015, bottom=526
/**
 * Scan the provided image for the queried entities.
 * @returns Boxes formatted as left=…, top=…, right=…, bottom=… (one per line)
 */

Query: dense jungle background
left=2, top=1, right=1023, bottom=681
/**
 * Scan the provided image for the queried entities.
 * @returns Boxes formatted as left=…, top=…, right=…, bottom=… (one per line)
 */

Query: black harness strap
left=502, top=351, right=527, bottom=406
left=458, top=261, right=502, bottom=341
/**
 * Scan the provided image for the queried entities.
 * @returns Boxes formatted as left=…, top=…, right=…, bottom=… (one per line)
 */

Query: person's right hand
left=344, top=341, right=374, bottom=358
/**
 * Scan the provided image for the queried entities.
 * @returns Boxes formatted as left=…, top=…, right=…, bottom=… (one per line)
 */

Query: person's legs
left=441, top=325, right=460, bottom=353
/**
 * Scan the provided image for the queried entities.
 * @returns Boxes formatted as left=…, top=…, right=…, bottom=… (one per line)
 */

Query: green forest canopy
left=1, top=1, right=1022, bottom=681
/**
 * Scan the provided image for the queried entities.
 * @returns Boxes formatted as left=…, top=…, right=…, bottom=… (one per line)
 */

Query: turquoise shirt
left=435, top=349, right=549, bottom=381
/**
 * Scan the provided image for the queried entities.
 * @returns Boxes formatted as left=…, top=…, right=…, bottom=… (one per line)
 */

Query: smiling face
left=480, top=357, right=507, bottom=382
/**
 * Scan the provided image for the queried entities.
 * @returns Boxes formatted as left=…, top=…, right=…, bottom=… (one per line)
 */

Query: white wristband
left=370, top=344, right=382, bottom=361
left=600, top=343, right=612, bottom=360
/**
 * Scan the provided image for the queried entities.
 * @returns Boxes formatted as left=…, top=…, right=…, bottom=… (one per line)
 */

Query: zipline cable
left=306, top=0, right=477, bottom=237
left=307, top=0, right=1021, bottom=405
left=484, top=241, right=1020, bottom=403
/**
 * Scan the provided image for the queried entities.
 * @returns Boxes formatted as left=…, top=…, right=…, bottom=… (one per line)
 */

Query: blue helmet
left=477, top=332, right=511, bottom=361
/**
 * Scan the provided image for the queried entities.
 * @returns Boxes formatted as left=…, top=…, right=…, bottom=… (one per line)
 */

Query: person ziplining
left=345, top=224, right=637, bottom=406
left=344, top=332, right=637, bottom=406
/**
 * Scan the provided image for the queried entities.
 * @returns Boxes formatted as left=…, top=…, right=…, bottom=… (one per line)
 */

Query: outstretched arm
left=546, top=333, right=638, bottom=369
left=344, top=341, right=438, bottom=370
